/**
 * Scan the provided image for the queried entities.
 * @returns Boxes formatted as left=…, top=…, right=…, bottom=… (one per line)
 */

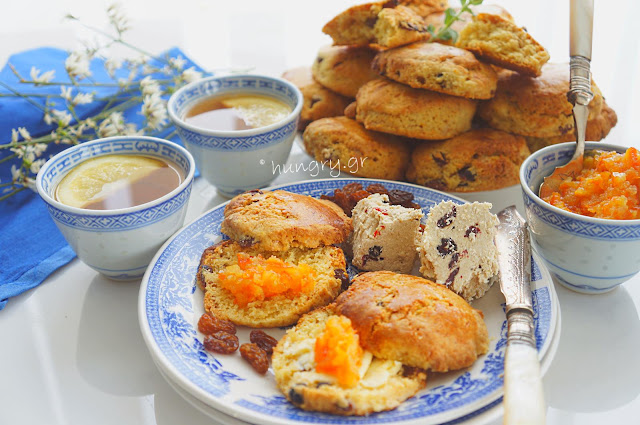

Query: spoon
left=539, top=0, right=595, bottom=199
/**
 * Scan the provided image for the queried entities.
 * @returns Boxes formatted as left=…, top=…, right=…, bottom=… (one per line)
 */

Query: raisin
left=198, top=313, right=236, bottom=335
left=437, top=205, right=457, bottom=228
left=202, top=264, right=213, bottom=273
left=309, top=95, right=321, bottom=108
left=369, top=245, right=382, bottom=258
left=238, top=236, right=256, bottom=247
left=250, top=330, right=278, bottom=355
left=334, top=269, right=351, bottom=291
left=437, top=238, right=457, bottom=257
left=203, top=331, right=239, bottom=354
left=445, top=267, right=460, bottom=286
left=366, top=183, right=389, bottom=195
left=289, top=387, right=305, bottom=405
left=465, top=225, right=481, bottom=238
left=432, top=152, right=448, bottom=166
left=458, top=166, right=476, bottom=182
left=387, top=189, right=415, bottom=207
left=448, top=252, right=460, bottom=269
left=240, top=343, right=269, bottom=374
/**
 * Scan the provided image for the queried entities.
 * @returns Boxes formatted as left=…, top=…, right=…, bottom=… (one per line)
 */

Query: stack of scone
left=283, top=0, right=617, bottom=194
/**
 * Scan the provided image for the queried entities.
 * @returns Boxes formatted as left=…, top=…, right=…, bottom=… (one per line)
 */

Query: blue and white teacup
left=167, top=74, right=303, bottom=197
left=36, top=136, right=195, bottom=280
left=520, top=142, right=640, bottom=293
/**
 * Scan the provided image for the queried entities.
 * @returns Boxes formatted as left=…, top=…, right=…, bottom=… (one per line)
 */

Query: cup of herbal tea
left=167, top=74, right=303, bottom=197
left=36, top=136, right=195, bottom=280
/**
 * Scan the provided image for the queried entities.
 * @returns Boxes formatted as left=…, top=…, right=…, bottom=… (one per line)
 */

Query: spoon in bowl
left=539, top=0, right=595, bottom=199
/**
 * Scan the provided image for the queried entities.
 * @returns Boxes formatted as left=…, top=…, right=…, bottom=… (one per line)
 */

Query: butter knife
left=495, top=206, right=545, bottom=425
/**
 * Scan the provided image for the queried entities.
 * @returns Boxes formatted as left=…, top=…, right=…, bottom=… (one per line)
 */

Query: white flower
left=30, top=158, right=46, bottom=174
left=10, top=165, right=22, bottom=182
left=72, top=92, right=94, bottom=105
left=24, top=176, right=37, bottom=191
left=18, top=127, right=31, bottom=141
left=11, top=128, right=19, bottom=143
left=170, top=56, right=186, bottom=71
left=181, top=67, right=203, bottom=83
left=29, top=67, right=55, bottom=85
left=139, top=76, right=161, bottom=97
left=44, top=113, right=53, bottom=125
left=10, top=145, right=24, bottom=158
left=60, top=86, right=73, bottom=101
left=141, top=93, right=167, bottom=130
left=104, top=57, right=123, bottom=77
left=107, top=3, right=130, bottom=34
left=96, top=112, right=140, bottom=137
left=51, top=109, right=73, bottom=127
left=65, top=51, right=92, bottom=80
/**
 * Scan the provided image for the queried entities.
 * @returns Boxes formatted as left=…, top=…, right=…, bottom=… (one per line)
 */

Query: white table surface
left=2, top=1, right=640, bottom=424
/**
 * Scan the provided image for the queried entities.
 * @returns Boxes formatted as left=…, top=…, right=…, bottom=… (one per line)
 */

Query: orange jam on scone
left=542, top=148, right=640, bottom=219
left=218, top=253, right=315, bottom=307
left=314, top=316, right=363, bottom=388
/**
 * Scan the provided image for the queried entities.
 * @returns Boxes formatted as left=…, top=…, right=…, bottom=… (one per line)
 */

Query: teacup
left=167, top=74, right=303, bottom=197
left=36, top=136, right=195, bottom=280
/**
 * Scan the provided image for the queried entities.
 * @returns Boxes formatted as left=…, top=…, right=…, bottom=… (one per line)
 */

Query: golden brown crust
left=405, top=128, right=530, bottom=192
left=424, top=4, right=514, bottom=44
left=311, top=46, right=379, bottom=98
left=456, top=13, right=549, bottom=77
left=303, top=117, right=412, bottom=181
left=221, top=190, right=352, bottom=252
left=399, top=0, right=448, bottom=18
left=355, top=78, right=477, bottom=140
left=199, top=241, right=346, bottom=327
left=334, top=271, right=489, bottom=372
left=281, top=67, right=352, bottom=130
left=372, top=41, right=498, bottom=99
left=478, top=64, right=604, bottom=138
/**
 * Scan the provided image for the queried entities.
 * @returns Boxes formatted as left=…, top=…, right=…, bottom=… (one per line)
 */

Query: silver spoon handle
left=570, top=0, right=594, bottom=59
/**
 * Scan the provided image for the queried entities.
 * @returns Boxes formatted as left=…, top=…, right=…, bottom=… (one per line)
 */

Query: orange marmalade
left=542, top=147, right=640, bottom=220
left=314, top=315, right=363, bottom=388
left=218, top=253, right=315, bottom=307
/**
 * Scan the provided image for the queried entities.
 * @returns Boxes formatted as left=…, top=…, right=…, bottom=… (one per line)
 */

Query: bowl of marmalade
left=168, top=74, right=303, bottom=197
left=36, top=136, right=196, bottom=280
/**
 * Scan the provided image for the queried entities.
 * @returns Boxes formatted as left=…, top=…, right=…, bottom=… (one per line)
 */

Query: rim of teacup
left=36, top=136, right=196, bottom=216
left=167, top=74, right=303, bottom=137
left=520, top=141, right=640, bottom=226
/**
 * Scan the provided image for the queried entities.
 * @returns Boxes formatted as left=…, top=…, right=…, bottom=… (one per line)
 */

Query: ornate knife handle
left=568, top=55, right=593, bottom=107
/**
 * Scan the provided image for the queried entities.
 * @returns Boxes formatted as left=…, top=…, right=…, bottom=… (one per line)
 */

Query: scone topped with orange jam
left=198, top=240, right=347, bottom=328
left=272, top=305, right=427, bottom=416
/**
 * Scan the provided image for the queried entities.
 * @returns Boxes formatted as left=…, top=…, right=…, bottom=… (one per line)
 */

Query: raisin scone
left=302, top=117, right=412, bottom=181
left=221, top=190, right=352, bottom=251
left=351, top=194, right=423, bottom=273
left=417, top=201, right=499, bottom=302
left=334, top=271, right=489, bottom=372
left=272, top=305, right=427, bottom=415
left=456, top=13, right=549, bottom=77
left=372, top=41, right=498, bottom=99
left=282, top=67, right=352, bottom=130
left=311, top=45, right=379, bottom=98
left=198, top=241, right=347, bottom=327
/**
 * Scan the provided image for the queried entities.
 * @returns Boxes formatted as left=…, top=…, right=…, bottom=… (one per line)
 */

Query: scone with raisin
left=272, top=305, right=427, bottom=415
left=355, top=78, right=477, bottom=140
left=322, top=1, right=431, bottom=49
left=282, top=67, right=352, bottom=130
left=311, top=45, right=379, bottom=98
left=334, top=271, right=489, bottom=372
left=198, top=241, right=348, bottom=328
left=221, top=190, right=352, bottom=251
left=405, top=128, right=530, bottom=192
left=456, top=13, right=549, bottom=77
left=350, top=194, right=423, bottom=273
left=417, top=201, right=499, bottom=302
left=372, top=41, right=498, bottom=99
left=302, top=117, right=412, bottom=181
left=478, top=64, right=604, bottom=138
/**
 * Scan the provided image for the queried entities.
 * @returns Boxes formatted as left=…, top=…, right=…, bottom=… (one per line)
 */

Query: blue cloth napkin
left=0, top=46, right=203, bottom=310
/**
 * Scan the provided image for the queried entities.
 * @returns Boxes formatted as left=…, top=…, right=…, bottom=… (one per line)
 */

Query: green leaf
left=439, top=27, right=456, bottom=41
left=444, top=8, right=457, bottom=25
left=469, top=0, right=484, bottom=5
left=426, top=24, right=435, bottom=36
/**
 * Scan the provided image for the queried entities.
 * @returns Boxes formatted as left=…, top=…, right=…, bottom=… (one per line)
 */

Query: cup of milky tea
left=168, top=74, right=303, bottom=197
left=36, top=136, right=195, bottom=280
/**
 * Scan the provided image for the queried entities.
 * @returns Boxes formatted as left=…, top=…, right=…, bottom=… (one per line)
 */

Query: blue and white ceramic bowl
left=520, top=142, right=640, bottom=293
left=36, top=136, right=195, bottom=280
left=168, top=74, right=303, bottom=197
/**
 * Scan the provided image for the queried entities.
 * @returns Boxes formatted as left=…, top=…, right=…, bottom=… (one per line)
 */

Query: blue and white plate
left=139, top=178, right=558, bottom=425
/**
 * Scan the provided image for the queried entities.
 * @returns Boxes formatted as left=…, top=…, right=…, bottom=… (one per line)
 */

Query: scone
left=524, top=101, right=618, bottom=152
left=351, top=194, right=423, bottom=273
left=198, top=241, right=347, bottom=327
left=424, top=4, right=514, bottom=45
left=355, top=78, right=477, bottom=140
left=282, top=67, right=352, bottom=130
left=456, top=13, right=550, bottom=77
left=334, top=271, right=489, bottom=372
left=272, top=305, right=427, bottom=415
left=322, top=1, right=431, bottom=49
left=478, top=64, right=604, bottom=138
left=399, top=0, right=448, bottom=18
left=311, top=45, right=379, bottom=98
left=405, top=128, right=530, bottom=192
left=302, top=117, right=412, bottom=181
left=221, top=190, right=352, bottom=251
left=372, top=41, right=498, bottom=99
left=417, top=201, right=499, bottom=301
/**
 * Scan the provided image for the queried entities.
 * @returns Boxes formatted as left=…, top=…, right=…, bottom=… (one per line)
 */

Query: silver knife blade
left=496, top=206, right=533, bottom=315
